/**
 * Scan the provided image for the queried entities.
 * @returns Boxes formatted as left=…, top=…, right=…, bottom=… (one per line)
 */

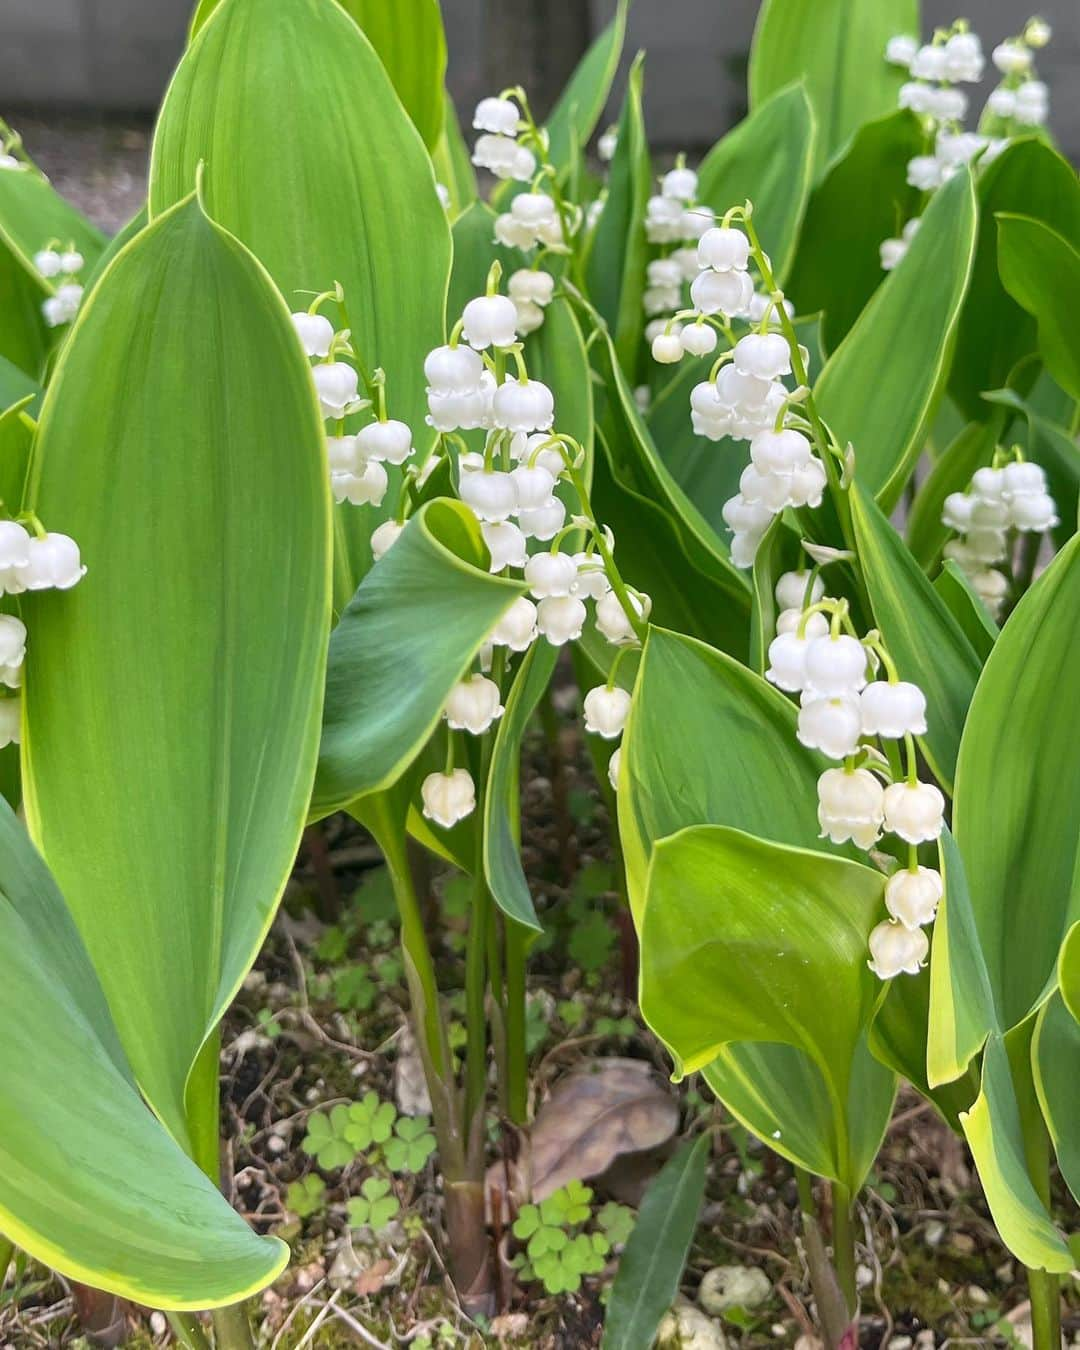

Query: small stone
left=887, top=1338, right=913, bottom=1350
left=915, top=1332, right=936, bottom=1348
left=149, top=1311, right=167, bottom=1336
left=923, top=1219, right=945, bottom=1247
left=698, top=1265, right=771, bottom=1315
left=267, top=1132, right=287, bottom=1154
left=856, top=1261, right=874, bottom=1289
left=658, top=1299, right=730, bottom=1349
left=950, top=1232, right=975, bottom=1255
left=794, top=1337, right=823, bottom=1350
left=327, top=1242, right=375, bottom=1289
left=966, top=1284, right=990, bottom=1305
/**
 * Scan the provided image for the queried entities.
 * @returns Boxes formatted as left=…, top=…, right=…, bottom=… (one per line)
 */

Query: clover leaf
left=285, top=1174, right=326, bottom=1218
left=301, top=1104, right=357, bottom=1169
left=383, top=1114, right=437, bottom=1173
left=346, top=1176, right=400, bottom=1232
left=343, top=1091, right=397, bottom=1152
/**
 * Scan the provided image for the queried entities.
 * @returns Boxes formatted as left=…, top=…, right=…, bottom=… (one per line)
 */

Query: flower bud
left=882, top=781, right=945, bottom=843
left=583, top=685, right=631, bottom=740
left=651, top=332, right=684, bottom=364
left=868, top=920, right=928, bottom=980
left=884, top=867, right=943, bottom=930
left=680, top=323, right=718, bottom=357
left=313, top=362, right=360, bottom=419
left=421, top=768, right=476, bottom=828
left=775, top=570, right=824, bottom=613
left=33, top=248, right=62, bottom=278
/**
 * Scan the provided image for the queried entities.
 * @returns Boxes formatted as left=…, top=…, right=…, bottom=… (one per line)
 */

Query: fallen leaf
left=355, top=1258, right=394, bottom=1296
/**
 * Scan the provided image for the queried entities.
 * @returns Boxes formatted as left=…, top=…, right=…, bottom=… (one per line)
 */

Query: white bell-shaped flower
left=906, top=156, right=943, bottom=192
left=680, top=206, right=714, bottom=240
left=513, top=300, right=545, bottom=336
left=971, top=466, right=1006, bottom=500
left=696, top=227, right=750, bottom=272
left=326, top=434, right=360, bottom=474
left=1015, top=82, right=1050, bottom=126
left=596, top=589, right=648, bottom=645
left=750, top=429, right=812, bottom=476
left=910, top=43, right=947, bottom=80
left=493, top=378, right=555, bottom=433
left=732, top=332, right=791, bottom=380
left=472, top=133, right=525, bottom=180
left=0, top=696, right=19, bottom=748
left=607, top=745, right=621, bottom=791
left=491, top=595, right=538, bottom=651
left=495, top=213, right=536, bottom=250
left=647, top=258, right=684, bottom=289
left=680, top=323, right=718, bottom=357
left=730, top=531, right=766, bottom=569
left=643, top=284, right=681, bottom=316
left=941, top=492, right=974, bottom=532
left=765, top=631, right=814, bottom=692
left=473, top=96, right=520, bottom=135
left=943, top=30, right=984, bottom=82
left=0, top=521, right=31, bottom=593
left=1001, top=461, right=1047, bottom=498
left=816, top=767, right=885, bottom=849
left=313, top=362, right=361, bottom=419
left=775, top=570, right=824, bottom=612
left=739, top=464, right=791, bottom=514
left=570, top=554, right=611, bottom=600
left=1010, top=492, right=1058, bottom=532
left=651, top=332, right=684, bottom=364
left=882, top=780, right=946, bottom=843
left=462, top=294, right=519, bottom=350
left=970, top=568, right=1008, bottom=617
left=789, top=458, right=828, bottom=510
left=797, top=695, right=863, bottom=760
left=644, top=195, right=684, bottom=244
left=421, top=768, right=476, bottom=828
left=661, top=166, right=698, bottom=201
left=987, top=87, right=1017, bottom=119
left=445, top=673, right=504, bottom=734
left=0, top=615, right=26, bottom=689
left=598, top=127, right=619, bottom=161
left=357, top=419, right=414, bottom=465
left=481, top=520, right=528, bottom=572
left=371, top=518, right=404, bottom=561
left=512, top=432, right=564, bottom=478
left=425, top=344, right=484, bottom=394
left=33, top=249, right=62, bottom=278
left=992, top=41, right=1032, bottom=75
left=868, top=920, right=928, bottom=979
left=859, top=681, right=928, bottom=738
left=690, top=268, right=753, bottom=318
left=510, top=463, right=557, bottom=510
left=722, top=494, right=774, bottom=537
left=803, top=634, right=868, bottom=697
left=460, top=469, right=518, bottom=523
left=331, top=460, right=388, bottom=507
left=508, top=269, right=555, bottom=307
left=583, top=685, right=631, bottom=740
left=518, top=497, right=566, bottom=541
left=19, top=532, right=86, bottom=591
left=884, top=866, right=943, bottom=930
left=511, top=192, right=557, bottom=228
left=291, top=311, right=334, bottom=358
left=536, top=595, right=586, bottom=645
left=775, top=608, right=829, bottom=638
left=885, top=34, right=918, bottom=67
left=524, top=550, right=577, bottom=598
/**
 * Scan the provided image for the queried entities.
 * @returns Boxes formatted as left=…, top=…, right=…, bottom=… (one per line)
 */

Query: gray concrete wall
left=2, top=0, right=1078, bottom=155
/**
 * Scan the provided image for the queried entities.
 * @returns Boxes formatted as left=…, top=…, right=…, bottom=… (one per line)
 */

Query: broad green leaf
left=189, top=0, right=447, bottom=147
left=585, top=53, right=650, bottom=377
left=1061, top=924, right=1080, bottom=1027
left=0, top=161, right=106, bottom=285
left=601, top=1134, right=708, bottom=1350
left=949, top=139, right=1080, bottom=421
left=432, top=92, right=478, bottom=216
left=951, top=535, right=1080, bottom=1033
left=697, top=83, right=816, bottom=285
left=313, top=499, right=525, bottom=818
left=483, top=641, right=557, bottom=930
left=22, top=195, right=331, bottom=1162
left=962, top=1032, right=1073, bottom=1272
left=1032, top=991, right=1080, bottom=1204
left=933, top=562, right=998, bottom=664
left=815, top=169, right=977, bottom=507
left=0, top=799, right=287, bottom=1308
left=84, top=204, right=148, bottom=293
left=151, top=0, right=452, bottom=605
left=997, top=213, right=1080, bottom=405
left=619, top=627, right=844, bottom=921
left=788, top=109, right=924, bottom=352
left=641, top=826, right=891, bottom=1189
left=544, top=0, right=629, bottom=175
left=748, top=0, right=917, bottom=172
left=0, top=245, right=47, bottom=377
left=0, top=356, right=41, bottom=418
left=850, top=483, right=982, bottom=791
left=906, top=416, right=1003, bottom=568
left=447, top=201, right=524, bottom=328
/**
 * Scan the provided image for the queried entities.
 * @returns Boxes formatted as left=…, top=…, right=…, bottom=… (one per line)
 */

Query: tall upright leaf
left=21, top=194, right=332, bottom=1162
left=151, top=0, right=452, bottom=604
left=544, top=0, right=629, bottom=174
left=748, top=0, right=918, bottom=172
left=0, top=800, right=287, bottom=1308
left=814, top=169, right=977, bottom=507
left=696, top=83, right=816, bottom=285
left=997, top=214, right=1080, bottom=405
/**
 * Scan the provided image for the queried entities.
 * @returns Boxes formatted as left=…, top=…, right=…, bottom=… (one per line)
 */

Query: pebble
left=697, top=1265, right=771, bottom=1314
left=149, top=1311, right=167, bottom=1336
left=923, top=1219, right=946, bottom=1247
left=887, top=1337, right=913, bottom=1350
left=966, top=1284, right=990, bottom=1305
left=658, top=1300, right=730, bottom=1349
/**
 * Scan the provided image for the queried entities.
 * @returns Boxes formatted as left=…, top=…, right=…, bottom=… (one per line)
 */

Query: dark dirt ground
left=1, top=117, right=1078, bottom=1350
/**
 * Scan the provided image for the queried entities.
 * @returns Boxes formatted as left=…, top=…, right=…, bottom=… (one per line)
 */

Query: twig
left=268, top=1279, right=327, bottom=1350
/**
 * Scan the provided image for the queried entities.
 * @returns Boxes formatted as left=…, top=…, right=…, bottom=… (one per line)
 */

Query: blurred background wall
left=2, top=0, right=1078, bottom=155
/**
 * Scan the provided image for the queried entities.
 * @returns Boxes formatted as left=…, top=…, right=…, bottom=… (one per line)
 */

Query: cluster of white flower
left=941, top=457, right=1058, bottom=618
left=34, top=243, right=85, bottom=328
left=291, top=304, right=417, bottom=510
left=639, top=161, right=726, bottom=345
left=471, top=94, right=535, bottom=182
left=880, top=17, right=1052, bottom=271
left=411, top=276, right=648, bottom=830
left=0, top=520, right=87, bottom=747
left=765, top=571, right=944, bottom=979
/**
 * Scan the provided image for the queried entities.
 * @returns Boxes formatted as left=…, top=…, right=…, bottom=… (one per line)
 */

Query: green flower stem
left=504, top=920, right=530, bottom=1125
left=1021, top=1108, right=1062, bottom=1350
left=166, top=1312, right=212, bottom=1350
left=829, top=1182, right=857, bottom=1314
left=564, top=461, right=649, bottom=644
left=210, top=1303, right=255, bottom=1350
left=794, top=1170, right=853, bottom=1350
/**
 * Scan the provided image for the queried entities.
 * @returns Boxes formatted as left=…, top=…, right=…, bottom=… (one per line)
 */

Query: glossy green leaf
left=1032, top=991, right=1080, bottom=1203
left=601, top=1134, right=709, bottom=1350
left=788, top=109, right=924, bottom=352
left=22, top=194, right=331, bottom=1161
left=0, top=245, right=48, bottom=377
left=997, top=213, right=1080, bottom=404
left=951, top=535, right=1080, bottom=1034
left=0, top=799, right=286, bottom=1308
left=851, top=483, right=982, bottom=790
left=906, top=416, right=1003, bottom=568
left=0, top=356, right=41, bottom=417
left=641, top=826, right=891, bottom=1189
left=432, top=92, right=478, bottom=216
left=544, top=0, right=629, bottom=175
left=585, top=53, right=649, bottom=377
left=313, top=499, right=525, bottom=818
left=697, top=83, right=816, bottom=285
left=152, top=0, right=452, bottom=605
left=933, top=562, right=998, bottom=663
left=815, top=169, right=977, bottom=507
left=949, top=140, right=1080, bottom=420
left=483, top=641, right=557, bottom=930
left=83, top=204, right=148, bottom=293
left=748, top=0, right=917, bottom=172
left=189, top=0, right=446, bottom=147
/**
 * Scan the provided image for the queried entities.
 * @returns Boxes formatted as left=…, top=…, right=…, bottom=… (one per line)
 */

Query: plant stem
left=829, top=1182, right=857, bottom=1314
left=211, top=1302, right=255, bottom=1350
left=464, top=869, right=491, bottom=1125
left=795, top=1170, right=854, bottom=1350
left=167, top=1313, right=212, bottom=1350
left=0, top=1236, right=12, bottom=1289
left=1020, top=1104, right=1061, bottom=1350
left=504, top=921, right=530, bottom=1125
